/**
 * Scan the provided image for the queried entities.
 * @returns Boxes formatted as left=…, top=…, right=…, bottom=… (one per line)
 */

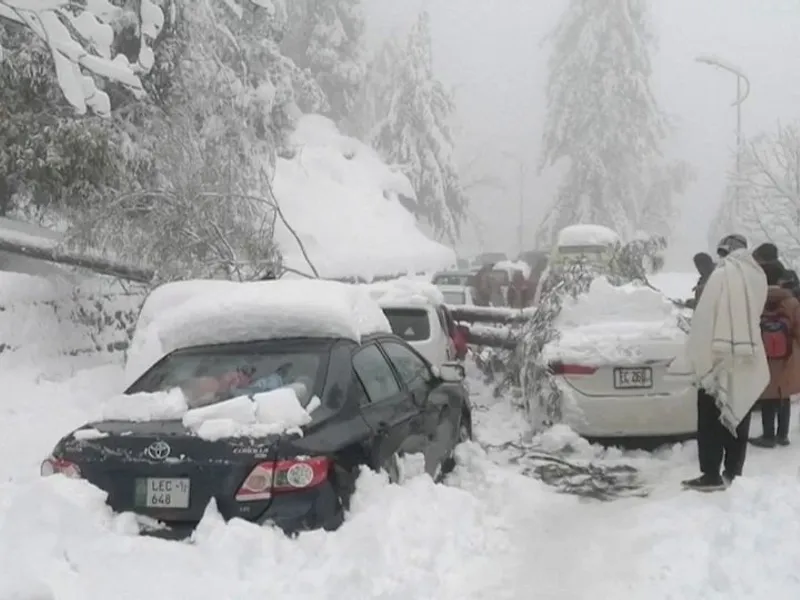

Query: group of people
left=470, top=265, right=535, bottom=309
left=678, top=234, right=800, bottom=492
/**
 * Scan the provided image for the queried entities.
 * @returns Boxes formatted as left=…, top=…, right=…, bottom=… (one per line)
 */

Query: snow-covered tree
left=282, top=0, right=365, bottom=125
left=711, top=123, right=800, bottom=265
left=364, top=12, right=468, bottom=242
left=537, top=0, right=685, bottom=246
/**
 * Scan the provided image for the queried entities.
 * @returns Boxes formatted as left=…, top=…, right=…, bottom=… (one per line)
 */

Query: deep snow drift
left=273, top=115, right=456, bottom=280
left=2, top=273, right=800, bottom=599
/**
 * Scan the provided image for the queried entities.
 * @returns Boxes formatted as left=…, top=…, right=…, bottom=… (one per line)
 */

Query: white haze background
left=365, top=0, right=800, bottom=267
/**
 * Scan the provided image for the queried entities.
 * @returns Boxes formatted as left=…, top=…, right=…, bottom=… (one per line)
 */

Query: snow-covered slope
left=273, top=115, right=456, bottom=280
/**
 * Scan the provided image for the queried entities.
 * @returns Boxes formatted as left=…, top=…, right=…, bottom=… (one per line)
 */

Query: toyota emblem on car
left=143, top=441, right=171, bottom=460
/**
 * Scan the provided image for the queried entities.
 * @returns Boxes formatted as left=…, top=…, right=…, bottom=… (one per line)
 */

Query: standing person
left=668, top=235, right=770, bottom=492
left=753, top=242, right=800, bottom=297
left=684, top=252, right=715, bottom=309
left=507, top=270, right=531, bottom=308
left=749, top=261, right=800, bottom=448
left=472, top=265, right=493, bottom=306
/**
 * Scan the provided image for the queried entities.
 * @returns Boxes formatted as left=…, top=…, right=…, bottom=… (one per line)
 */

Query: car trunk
left=550, top=338, right=690, bottom=398
left=62, top=420, right=279, bottom=523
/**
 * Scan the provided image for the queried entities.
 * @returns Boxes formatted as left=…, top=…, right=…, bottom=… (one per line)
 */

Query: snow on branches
left=0, top=0, right=162, bottom=115
left=712, top=122, right=800, bottom=265
left=0, top=0, right=287, bottom=116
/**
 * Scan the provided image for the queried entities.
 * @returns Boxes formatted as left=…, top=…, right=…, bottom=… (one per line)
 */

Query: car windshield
left=441, top=290, right=466, bottom=305
left=382, top=308, right=431, bottom=341
left=129, top=344, right=327, bottom=409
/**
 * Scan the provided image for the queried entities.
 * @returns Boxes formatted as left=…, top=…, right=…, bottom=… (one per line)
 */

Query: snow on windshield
left=542, top=277, right=686, bottom=365
left=557, top=224, right=620, bottom=248
left=124, top=279, right=390, bottom=387
left=99, top=385, right=318, bottom=440
left=493, top=260, right=531, bottom=279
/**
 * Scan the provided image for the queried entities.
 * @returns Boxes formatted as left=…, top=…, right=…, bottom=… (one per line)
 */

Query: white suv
left=379, top=301, right=456, bottom=367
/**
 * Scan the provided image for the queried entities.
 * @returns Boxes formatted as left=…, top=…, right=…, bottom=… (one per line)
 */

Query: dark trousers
left=761, top=398, right=791, bottom=439
left=697, top=389, right=752, bottom=477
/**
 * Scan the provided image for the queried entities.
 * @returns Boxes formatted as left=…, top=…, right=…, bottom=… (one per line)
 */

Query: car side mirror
left=436, top=361, right=466, bottom=383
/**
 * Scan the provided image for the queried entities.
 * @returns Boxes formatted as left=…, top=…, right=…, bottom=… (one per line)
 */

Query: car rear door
left=352, top=342, right=423, bottom=467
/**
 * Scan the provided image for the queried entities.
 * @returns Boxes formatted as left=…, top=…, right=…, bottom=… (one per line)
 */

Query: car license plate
left=135, top=477, right=190, bottom=509
left=613, top=367, right=653, bottom=389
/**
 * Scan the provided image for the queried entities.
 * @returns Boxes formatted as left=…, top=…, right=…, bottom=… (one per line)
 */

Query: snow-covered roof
left=363, top=278, right=445, bottom=309
left=541, top=277, right=685, bottom=365
left=556, top=225, right=621, bottom=248
left=273, top=115, right=456, bottom=280
left=124, top=279, right=391, bottom=387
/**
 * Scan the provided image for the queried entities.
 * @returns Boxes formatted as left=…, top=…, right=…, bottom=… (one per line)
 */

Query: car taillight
left=549, top=362, right=598, bottom=376
left=40, top=457, right=81, bottom=479
left=235, top=456, right=330, bottom=502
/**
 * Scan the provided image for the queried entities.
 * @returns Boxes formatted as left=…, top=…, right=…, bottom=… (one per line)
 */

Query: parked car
left=541, top=277, right=694, bottom=439
left=40, top=280, right=473, bottom=539
left=437, top=284, right=475, bottom=306
left=380, top=301, right=458, bottom=366
left=431, top=270, right=474, bottom=287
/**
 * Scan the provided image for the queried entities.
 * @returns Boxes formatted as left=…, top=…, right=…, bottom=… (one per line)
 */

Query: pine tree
left=537, top=0, right=679, bottom=246
left=366, top=12, right=468, bottom=243
left=282, top=0, right=365, bottom=126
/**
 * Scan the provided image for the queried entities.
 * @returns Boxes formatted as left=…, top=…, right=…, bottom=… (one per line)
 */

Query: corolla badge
left=143, top=441, right=171, bottom=460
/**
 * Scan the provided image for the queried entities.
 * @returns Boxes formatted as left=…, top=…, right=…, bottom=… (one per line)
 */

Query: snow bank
left=649, top=271, right=698, bottom=301
left=363, top=277, right=444, bottom=308
left=557, top=224, right=620, bottom=247
left=0, top=271, right=141, bottom=374
left=542, top=277, right=686, bottom=365
left=273, top=115, right=456, bottom=280
left=124, top=279, right=391, bottom=386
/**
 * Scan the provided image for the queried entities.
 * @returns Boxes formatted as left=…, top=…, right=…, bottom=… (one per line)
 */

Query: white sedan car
left=541, top=276, right=695, bottom=438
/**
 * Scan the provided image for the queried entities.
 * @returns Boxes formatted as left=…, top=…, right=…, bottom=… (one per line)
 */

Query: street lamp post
left=695, top=54, right=751, bottom=212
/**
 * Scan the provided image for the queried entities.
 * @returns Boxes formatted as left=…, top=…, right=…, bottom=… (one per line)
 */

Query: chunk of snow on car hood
left=183, top=387, right=313, bottom=441
left=101, top=388, right=188, bottom=422
left=124, top=279, right=390, bottom=386
left=542, top=277, right=686, bottom=365
left=557, top=224, right=620, bottom=247
left=364, top=278, right=444, bottom=307
left=273, top=114, right=454, bottom=280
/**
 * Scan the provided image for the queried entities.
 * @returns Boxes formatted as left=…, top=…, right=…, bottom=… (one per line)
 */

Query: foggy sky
left=364, top=0, right=800, bottom=269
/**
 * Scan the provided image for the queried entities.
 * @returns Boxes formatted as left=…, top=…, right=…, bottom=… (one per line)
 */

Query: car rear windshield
left=128, top=344, right=327, bottom=409
left=490, top=270, right=510, bottom=285
left=441, top=290, right=466, bottom=305
left=382, top=308, right=431, bottom=341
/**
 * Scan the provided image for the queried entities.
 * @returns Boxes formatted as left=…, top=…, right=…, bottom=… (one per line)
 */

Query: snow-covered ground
left=2, top=272, right=800, bottom=599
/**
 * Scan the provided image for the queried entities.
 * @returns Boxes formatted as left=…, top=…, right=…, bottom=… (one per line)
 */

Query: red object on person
left=452, top=325, right=469, bottom=360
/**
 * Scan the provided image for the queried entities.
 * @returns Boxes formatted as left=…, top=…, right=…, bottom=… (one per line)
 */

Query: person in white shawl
left=667, top=235, right=770, bottom=491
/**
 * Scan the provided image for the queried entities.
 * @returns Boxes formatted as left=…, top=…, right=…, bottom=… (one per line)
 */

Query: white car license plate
left=613, top=367, right=653, bottom=389
left=136, top=477, right=191, bottom=508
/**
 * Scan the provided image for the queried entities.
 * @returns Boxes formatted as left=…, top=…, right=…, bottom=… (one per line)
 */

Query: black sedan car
left=41, top=333, right=473, bottom=539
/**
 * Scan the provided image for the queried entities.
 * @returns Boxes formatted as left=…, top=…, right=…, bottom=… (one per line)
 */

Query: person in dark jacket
left=753, top=242, right=800, bottom=297
left=749, top=260, right=800, bottom=448
left=684, top=252, right=715, bottom=309
left=507, top=270, right=532, bottom=308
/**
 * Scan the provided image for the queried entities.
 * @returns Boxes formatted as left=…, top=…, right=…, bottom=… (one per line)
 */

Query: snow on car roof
left=557, top=225, right=620, bottom=248
left=493, top=260, right=531, bottom=278
left=124, top=279, right=390, bottom=387
left=363, top=278, right=445, bottom=308
left=541, top=277, right=686, bottom=365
